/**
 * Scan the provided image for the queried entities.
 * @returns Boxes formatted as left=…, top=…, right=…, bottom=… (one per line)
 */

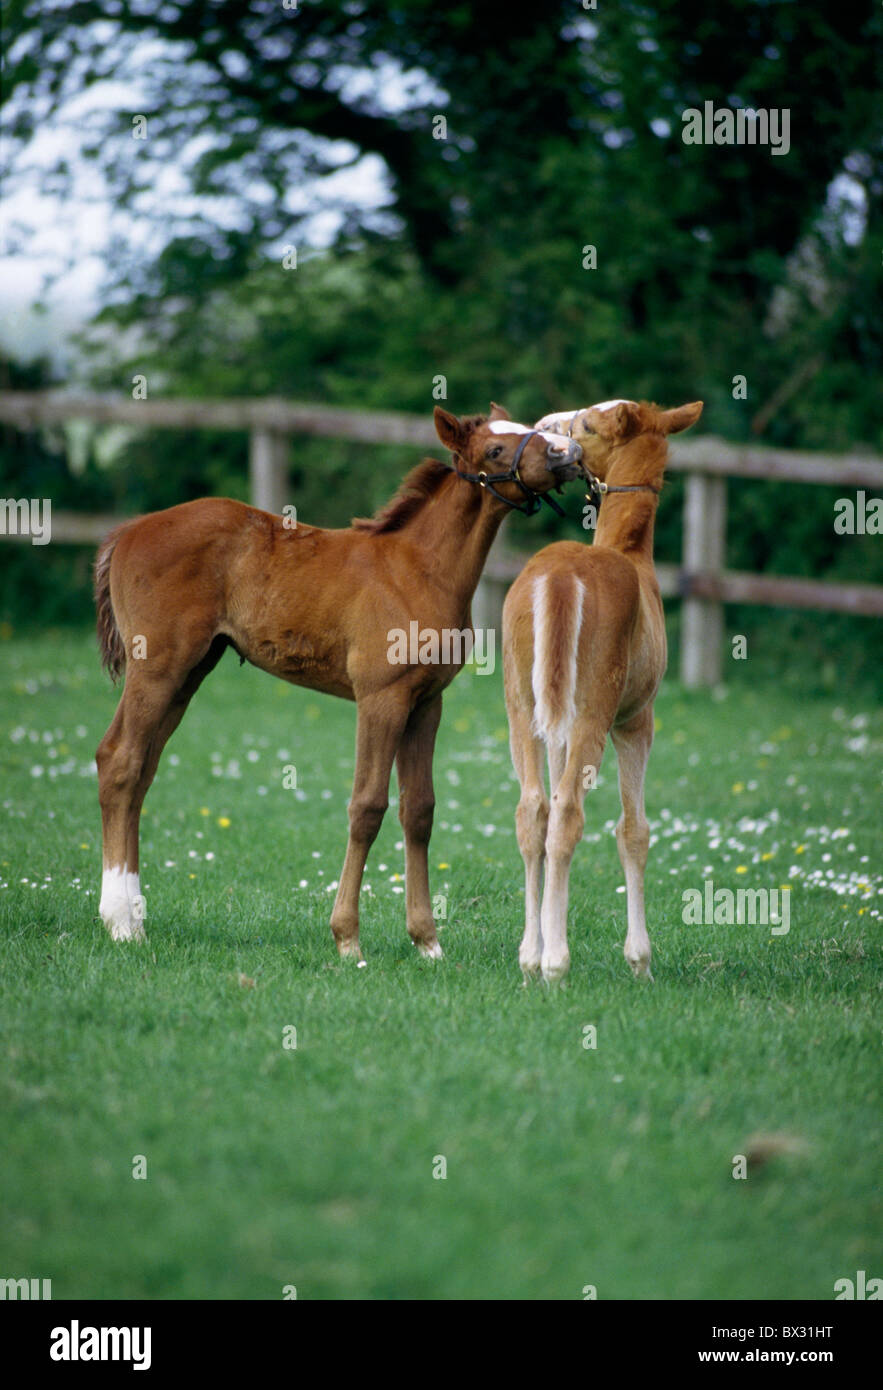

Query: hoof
left=337, top=940, right=364, bottom=962
left=519, top=954, right=542, bottom=980
left=417, top=940, right=443, bottom=960
left=109, top=919, right=146, bottom=943
left=541, top=957, right=570, bottom=984
left=627, top=956, right=653, bottom=981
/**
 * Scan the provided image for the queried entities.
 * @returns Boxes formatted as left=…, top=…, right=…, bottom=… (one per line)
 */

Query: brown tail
left=94, top=522, right=133, bottom=683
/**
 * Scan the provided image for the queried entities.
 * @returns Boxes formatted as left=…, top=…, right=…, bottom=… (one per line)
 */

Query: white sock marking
left=99, top=864, right=145, bottom=941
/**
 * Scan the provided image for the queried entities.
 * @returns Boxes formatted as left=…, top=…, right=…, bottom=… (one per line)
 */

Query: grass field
left=1, top=629, right=880, bottom=1300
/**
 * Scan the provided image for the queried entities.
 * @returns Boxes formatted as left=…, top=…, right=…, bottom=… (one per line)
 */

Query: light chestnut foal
left=94, top=404, right=582, bottom=959
left=502, top=398, right=703, bottom=982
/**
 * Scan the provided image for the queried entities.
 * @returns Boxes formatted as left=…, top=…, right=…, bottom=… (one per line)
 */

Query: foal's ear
left=434, top=406, right=467, bottom=453
left=588, top=401, right=640, bottom=439
left=489, top=401, right=511, bottom=421
left=613, top=402, right=637, bottom=435
left=659, top=401, right=704, bottom=435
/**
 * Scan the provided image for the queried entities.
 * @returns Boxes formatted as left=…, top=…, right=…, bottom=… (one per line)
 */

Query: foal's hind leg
left=122, top=640, right=229, bottom=932
left=540, top=724, right=607, bottom=982
left=610, top=705, right=654, bottom=980
left=97, top=672, right=179, bottom=940
left=547, top=740, right=566, bottom=796
left=509, top=706, right=549, bottom=977
left=97, top=638, right=222, bottom=940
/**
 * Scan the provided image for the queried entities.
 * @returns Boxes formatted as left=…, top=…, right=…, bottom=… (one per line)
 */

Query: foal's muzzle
left=545, top=437, right=583, bottom=481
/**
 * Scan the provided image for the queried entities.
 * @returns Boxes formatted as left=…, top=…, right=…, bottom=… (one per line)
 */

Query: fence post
left=473, top=575, right=506, bottom=642
left=249, top=429, right=289, bottom=514
left=681, top=472, right=726, bottom=688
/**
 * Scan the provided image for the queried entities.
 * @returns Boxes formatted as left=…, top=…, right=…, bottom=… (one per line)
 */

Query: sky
left=0, top=37, right=415, bottom=372
left=1, top=112, right=391, bottom=372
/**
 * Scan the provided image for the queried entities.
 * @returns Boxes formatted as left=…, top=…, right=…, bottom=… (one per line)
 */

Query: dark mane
left=352, top=457, right=454, bottom=534
left=351, top=416, right=488, bottom=534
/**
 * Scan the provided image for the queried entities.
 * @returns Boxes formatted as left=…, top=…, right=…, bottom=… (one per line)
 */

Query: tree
left=2, top=2, right=881, bottom=447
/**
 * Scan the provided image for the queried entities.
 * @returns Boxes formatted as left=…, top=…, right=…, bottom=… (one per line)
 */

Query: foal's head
left=535, top=399, right=703, bottom=480
left=434, top=402, right=584, bottom=504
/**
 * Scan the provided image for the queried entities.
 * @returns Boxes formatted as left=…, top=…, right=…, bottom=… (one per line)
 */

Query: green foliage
left=5, top=2, right=882, bottom=446
left=2, top=6, right=881, bottom=678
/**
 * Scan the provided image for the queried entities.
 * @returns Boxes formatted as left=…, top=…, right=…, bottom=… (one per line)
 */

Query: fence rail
left=2, top=391, right=881, bottom=687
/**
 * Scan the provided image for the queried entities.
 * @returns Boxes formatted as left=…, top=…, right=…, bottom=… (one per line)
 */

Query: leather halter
left=564, top=412, right=661, bottom=513
left=451, top=429, right=567, bottom=517
left=581, top=470, right=661, bottom=514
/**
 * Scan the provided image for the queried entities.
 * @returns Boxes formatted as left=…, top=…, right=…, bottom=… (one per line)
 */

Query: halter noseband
left=452, top=429, right=566, bottom=517
left=452, top=420, right=660, bottom=519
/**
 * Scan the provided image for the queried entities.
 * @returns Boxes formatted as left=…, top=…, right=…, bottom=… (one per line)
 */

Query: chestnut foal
left=94, top=405, right=582, bottom=959
left=502, top=399, right=703, bottom=982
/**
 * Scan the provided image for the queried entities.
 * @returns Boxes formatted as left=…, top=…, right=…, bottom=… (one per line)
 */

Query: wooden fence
left=1, top=390, right=882, bottom=688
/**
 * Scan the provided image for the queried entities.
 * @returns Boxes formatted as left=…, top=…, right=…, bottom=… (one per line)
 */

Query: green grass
left=1, top=630, right=880, bottom=1300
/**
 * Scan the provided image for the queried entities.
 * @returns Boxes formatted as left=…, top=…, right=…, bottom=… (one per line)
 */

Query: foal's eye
left=486, top=445, right=503, bottom=460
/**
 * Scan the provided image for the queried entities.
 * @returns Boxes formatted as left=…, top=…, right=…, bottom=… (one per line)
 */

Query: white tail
left=530, top=573, right=585, bottom=747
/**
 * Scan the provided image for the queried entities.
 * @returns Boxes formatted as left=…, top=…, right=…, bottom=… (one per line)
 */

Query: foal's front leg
left=329, top=689, right=411, bottom=960
left=395, top=694, right=444, bottom=958
left=610, top=706, right=654, bottom=980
